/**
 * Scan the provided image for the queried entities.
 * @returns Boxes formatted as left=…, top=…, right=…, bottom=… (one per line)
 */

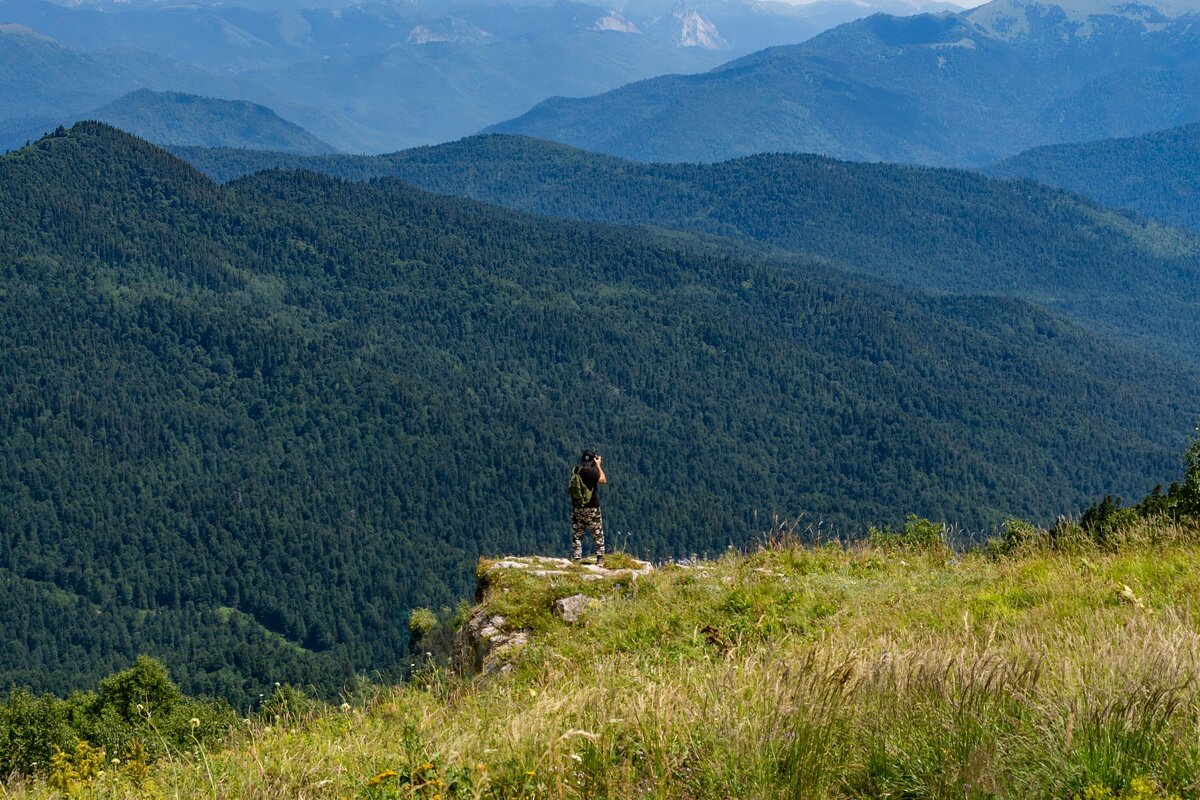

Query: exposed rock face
left=478, top=555, right=654, bottom=595
left=592, top=11, right=642, bottom=33
left=673, top=6, right=727, bottom=49
left=452, top=609, right=531, bottom=675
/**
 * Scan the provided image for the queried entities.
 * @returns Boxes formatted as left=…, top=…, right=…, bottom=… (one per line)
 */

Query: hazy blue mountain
left=175, top=133, right=1200, bottom=363
left=989, top=124, right=1200, bottom=234
left=0, top=89, right=336, bottom=154
left=4, top=123, right=1199, bottom=699
left=0, top=0, right=960, bottom=152
left=91, top=90, right=334, bottom=153
left=487, top=0, right=1200, bottom=165
left=0, top=23, right=241, bottom=122
left=3, top=0, right=955, bottom=61
left=235, top=29, right=729, bottom=150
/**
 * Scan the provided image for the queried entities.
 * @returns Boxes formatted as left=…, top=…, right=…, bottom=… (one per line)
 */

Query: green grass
left=9, top=525, right=1200, bottom=799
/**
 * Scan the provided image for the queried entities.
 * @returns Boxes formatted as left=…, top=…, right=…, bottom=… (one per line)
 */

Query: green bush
left=258, top=683, right=320, bottom=725
left=987, top=517, right=1046, bottom=556
left=0, top=656, right=234, bottom=777
left=867, top=515, right=950, bottom=554
left=0, top=688, right=77, bottom=776
left=408, top=608, right=438, bottom=641
left=407, top=603, right=471, bottom=668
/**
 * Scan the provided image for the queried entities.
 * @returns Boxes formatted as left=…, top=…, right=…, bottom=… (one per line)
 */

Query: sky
left=776, top=0, right=983, bottom=6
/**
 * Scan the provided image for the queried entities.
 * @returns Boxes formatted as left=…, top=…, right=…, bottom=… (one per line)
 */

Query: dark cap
left=580, top=449, right=597, bottom=462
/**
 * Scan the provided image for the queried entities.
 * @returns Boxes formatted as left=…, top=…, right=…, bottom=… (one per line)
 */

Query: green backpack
left=568, top=468, right=593, bottom=506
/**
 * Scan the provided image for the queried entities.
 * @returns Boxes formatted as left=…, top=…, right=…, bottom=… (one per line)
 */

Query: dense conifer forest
left=175, top=134, right=1200, bottom=363
left=2, top=123, right=1197, bottom=705
left=989, top=124, right=1200, bottom=235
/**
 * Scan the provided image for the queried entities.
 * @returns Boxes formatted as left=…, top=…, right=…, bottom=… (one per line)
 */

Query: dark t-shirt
left=577, top=463, right=601, bottom=509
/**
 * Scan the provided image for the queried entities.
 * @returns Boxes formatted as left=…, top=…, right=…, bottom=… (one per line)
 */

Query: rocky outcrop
left=453, top=555, right=653, bottom=675
left=452, top=609, right=531, bottom=676
left=476, top=555, right=654, bottom=599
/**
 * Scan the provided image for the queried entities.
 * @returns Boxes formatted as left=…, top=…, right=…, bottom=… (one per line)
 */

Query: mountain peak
left=672, top=3, right=728, bottom=48
left=592, top=10, right=643, bottom=33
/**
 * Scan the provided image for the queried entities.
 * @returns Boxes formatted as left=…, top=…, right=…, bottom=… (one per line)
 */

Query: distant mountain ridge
left=487, top=0, right=1200, bottom=165
left=0, top=89, right=336, bottom=154
left=174, top=133, right=1200, bottom=364
left=0, top=0, right=963, bottom=152
left=988, top=123, right=1200, bottom=234
left=0, top=22, right=241, bottom=121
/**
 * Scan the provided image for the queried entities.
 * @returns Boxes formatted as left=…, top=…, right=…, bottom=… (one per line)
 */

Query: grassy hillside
left=989, top=124, right=1200, bottom=235
left=10, top=521, right=1200, bottom=798
left=3, top=122, right=1199, bottom=704
left=174, top=134, right=1200, bottom=363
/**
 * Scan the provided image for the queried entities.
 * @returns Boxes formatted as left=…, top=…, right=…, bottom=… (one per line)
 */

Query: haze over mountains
left=0, top=89, right=336, bottom=154
left=490, top=0, right=1200, bottom=165
left=0, top=0, right=957, bottom=152
left=4, top=123, right=1198, bottom=700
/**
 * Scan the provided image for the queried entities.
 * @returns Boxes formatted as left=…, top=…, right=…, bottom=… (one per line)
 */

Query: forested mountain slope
left=0, top=568, right=351, bottom=706
left=175, top=134, right=1200, bottom=363
left=989, top=124, right=1200, bottom=235
left=4, top=123, right=1197, bottom=703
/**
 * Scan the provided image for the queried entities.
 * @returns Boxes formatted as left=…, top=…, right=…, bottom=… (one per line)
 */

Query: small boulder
left=552, top=594, right=592, bottom=624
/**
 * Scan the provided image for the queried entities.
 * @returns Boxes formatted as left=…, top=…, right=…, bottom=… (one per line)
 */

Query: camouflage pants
left=571, top=506, right=605, bottom=560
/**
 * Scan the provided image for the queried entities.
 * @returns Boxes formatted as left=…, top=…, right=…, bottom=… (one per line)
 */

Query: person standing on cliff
left=569, top=450, right=607, bottom=562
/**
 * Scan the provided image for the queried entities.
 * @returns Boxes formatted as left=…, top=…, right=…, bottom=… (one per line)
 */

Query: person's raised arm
left=596, top=455, right=607, bottom=485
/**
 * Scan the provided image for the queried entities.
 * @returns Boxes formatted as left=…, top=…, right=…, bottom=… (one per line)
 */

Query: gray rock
left=552, top=594, right=592, bottom=624
left=452, top=610, right=530, bottom=675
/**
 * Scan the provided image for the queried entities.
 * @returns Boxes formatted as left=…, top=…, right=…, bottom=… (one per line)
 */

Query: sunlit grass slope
left=16, top=521, right=1200, bottom=799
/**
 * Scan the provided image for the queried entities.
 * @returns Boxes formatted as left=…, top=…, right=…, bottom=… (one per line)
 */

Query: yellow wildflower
left=366, top=769, right=398, bottom=787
